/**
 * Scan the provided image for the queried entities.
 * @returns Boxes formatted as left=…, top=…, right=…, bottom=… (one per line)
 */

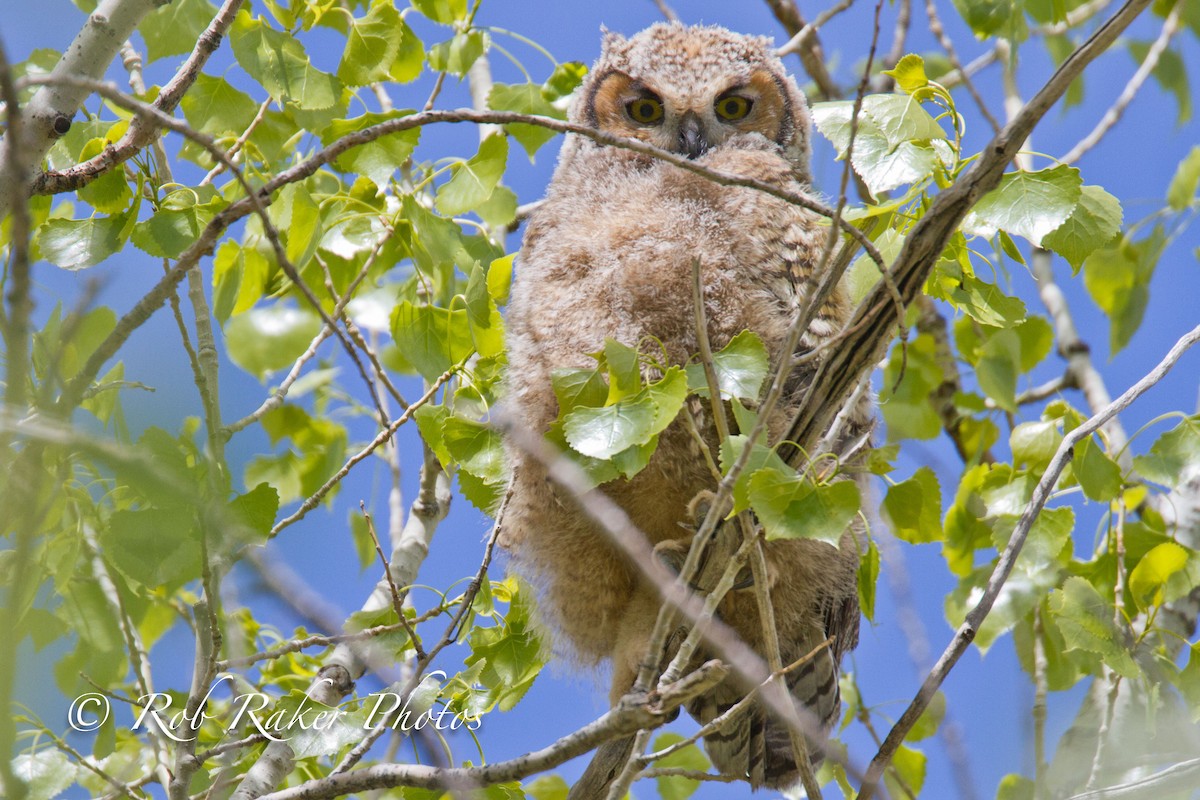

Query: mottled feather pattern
left=503, top=23, right=871, bottom=790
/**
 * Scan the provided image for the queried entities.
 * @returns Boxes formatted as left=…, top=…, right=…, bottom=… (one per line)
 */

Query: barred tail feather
left=688, top=641, right=842, bottom=790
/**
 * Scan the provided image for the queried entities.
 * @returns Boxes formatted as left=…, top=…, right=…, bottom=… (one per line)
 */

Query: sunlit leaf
left=1129, top=541, right=1189, bottom=609
left=139, top=0, right=217, bottom=62
left=231, top=12, right=341, bottom=109
left=964, top=165, right=1082, bottom=246
left=748, top=466, right=860, bottom=547
left=883, top=466, right=943, bottom=544
left=1042, top=185, right=1123, bottom=273
left=437, top=134, right=508, bottom=215
left=225, top=305, right=323, bottom=378
left=1049, top=577, right=1139, bottom=678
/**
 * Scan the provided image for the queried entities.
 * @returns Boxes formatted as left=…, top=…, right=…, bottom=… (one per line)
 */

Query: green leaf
left=1129, top=541, right=1189, bottom=609
left=139, top=0, right=217, bottom=62
left=390, top=301, right=475, bottom=381
left=1010, top=420, right=1062, bottom=472
left=12, top=750, right=77, bottom=800
left=651, top=733, right=710, bottom=800
left=562, top=395, right=657, bottom=459
left=413, top=404, right=452, bottom=466
left=229, top=483, right=280, bottom=542
left=812, top=100, right=947, bottom=195
left=861, top=93, right=948, bottom=144
left=907, top=691, right=946, bottom=741
left=748, top=467, right=861, bottom=547
left=1167, top=145, right=1200, bottom=211
left=1042, top=185, right=1123, bottom=273
left=338, top=0, right=403, bottom=86
left=560, top=369, right=685, bottom=460
left=1049, top=577, right=1139, bottom=678
left=410, top=0, right=467, bottom=24
left=996, top=774, right=1036, bottom=800
left=525, top=775, right=569, bottom=800
left=36, top=214, right=129, bottom=270
left=444, top=416, right=506, bottom=482
left=882, top=466, right=943, bottom=544
left=543, top=61, right=587, bottom=99
left=1129, top=40, right=1191, bottom=124
left=964, top=165, right=1083, bottom=246
left=1180, top=643, right=1200, bottom=722
left=427, top=30, right=486, bottom=77
left=132, top=189, right=223, bottom=259
left=551, top=367, right=608, bottom=415
left=390, top=17, right=424, bottom=83
left=76, top=139, right=131, bottom=214
left=953, top=0, right=1020, bottom=37
left=489, top=82, right=564, bottom=157
left=181, top=74, right=260, bottom=137
left=601, top=338, right=641, bottom=400
left=101, top=508, right=202, bottom=587
left=976, top=328, right=1020, bottom=412
left=436, top=133, right=508, bottom=215
left=879, top=334, right=943, bottom=440
left=886, top=744, right=927, bottom=799
left=226, top=305, right=323, bottom=379
left=719, top=435, right=791, bottom=515
left=858, top=536, right=880, bottom=622
left=271, top=691, right=369, bottom=758
left=1073, top=437, right=1122, bottom=502
left=686, top=330, right=769, bottom=402
left=465, top=587, right=545, bottom=712
left=1133, top=416, right=1200, bottom=489
left=230, top=12, right=341, bottom=110
left=884, top=53, right=930, bottom=96
left=320, top=112, right=420, bottom=188
left=1081, top=228, right=1165, bottom=355
left=928, top=261, right=1027, bottom=328
left=488, top=253, right=515, bottom=306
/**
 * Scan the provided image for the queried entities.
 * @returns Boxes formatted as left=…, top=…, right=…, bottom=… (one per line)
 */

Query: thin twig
left=924, top=0, right=1002, bottom=133
left=1061, top=0, right=1182, bottom=165
left=649, top=0, right=681, bottom=22
left=360, top=503, right=427, bottom=661
left=269, top=370, right=454, bottom=538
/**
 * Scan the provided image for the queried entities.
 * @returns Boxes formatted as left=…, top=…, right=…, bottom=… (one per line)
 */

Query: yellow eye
left=715, top=95, right=753, bottom=121
left=626, top=97, right=664, bottom=124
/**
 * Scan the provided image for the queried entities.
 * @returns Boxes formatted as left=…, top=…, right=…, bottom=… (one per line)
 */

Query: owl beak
left=679, top=113, right=708, bottom=159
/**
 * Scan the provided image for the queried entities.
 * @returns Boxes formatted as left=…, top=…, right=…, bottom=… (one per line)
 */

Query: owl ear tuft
left=599, top=26, right=627, bottom=53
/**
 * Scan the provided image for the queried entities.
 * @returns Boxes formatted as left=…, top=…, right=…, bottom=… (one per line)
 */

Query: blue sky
left=6, top=1, right=1200, bottom=798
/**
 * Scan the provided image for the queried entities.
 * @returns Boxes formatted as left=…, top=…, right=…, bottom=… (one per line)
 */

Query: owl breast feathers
left=502, top=22, right=870, bottom=790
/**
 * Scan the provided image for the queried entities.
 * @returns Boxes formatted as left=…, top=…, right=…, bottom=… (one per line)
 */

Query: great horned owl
left=502, top=23, right=870, bottom=790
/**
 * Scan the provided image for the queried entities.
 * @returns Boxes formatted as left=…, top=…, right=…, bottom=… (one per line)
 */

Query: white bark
left=0, top=0, right=162, bottom=218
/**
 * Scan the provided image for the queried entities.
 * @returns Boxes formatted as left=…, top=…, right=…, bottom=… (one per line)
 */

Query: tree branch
left=0, top=0, right=165, bottom=217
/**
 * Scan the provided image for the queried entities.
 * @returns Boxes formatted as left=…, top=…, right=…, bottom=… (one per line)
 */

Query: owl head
left=571, top=23, right=812, bottom=181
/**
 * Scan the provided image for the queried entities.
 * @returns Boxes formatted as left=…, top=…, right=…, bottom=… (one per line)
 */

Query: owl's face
left=573, top=24, right=811, bottom=175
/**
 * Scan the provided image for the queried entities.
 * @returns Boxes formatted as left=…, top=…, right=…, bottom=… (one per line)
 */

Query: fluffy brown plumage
left=502, top=23, right=871, bottom=789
